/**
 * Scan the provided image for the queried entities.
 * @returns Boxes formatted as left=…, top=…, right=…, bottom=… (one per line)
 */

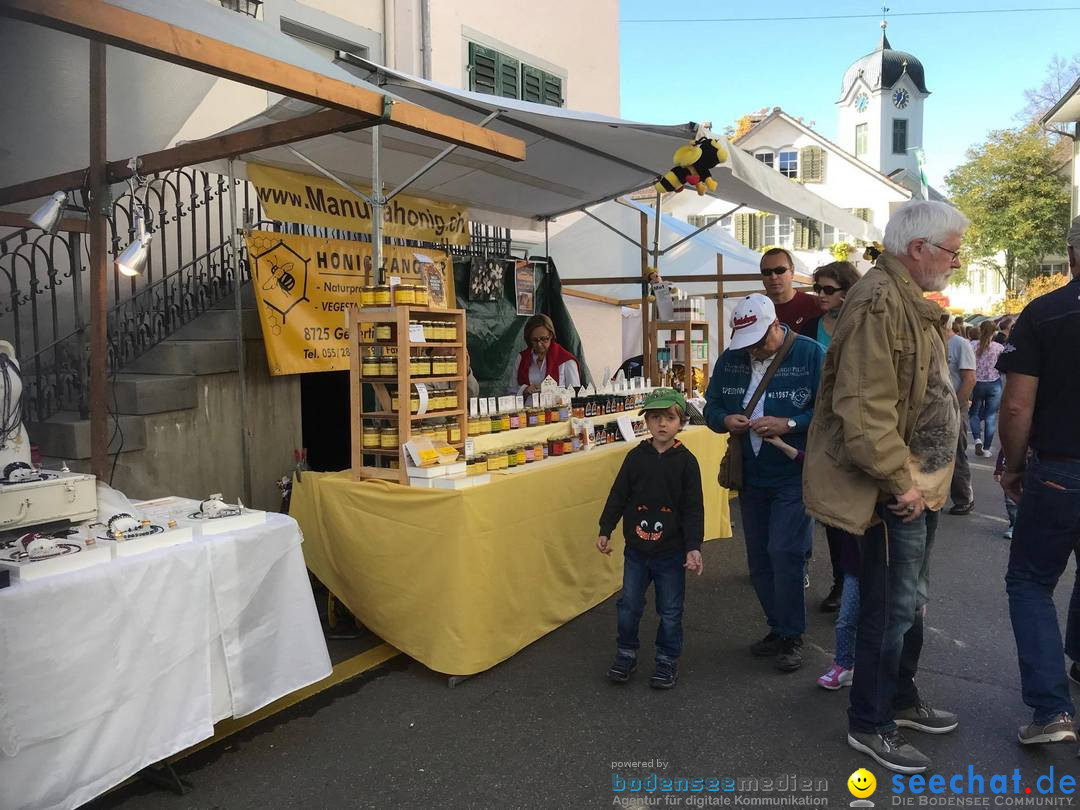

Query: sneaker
left=820, top=582, right=843, bottom=613
left=1069, top=662, right=1080, bottom=687
left=847, top=728, right=930, bottom=774
left=1018, top=713, right=1077, bottom=744
left=1003, top=526, right=1014, bottom=540
left=817, top=663, right=854, bottom=690
left=649, top=659, right=677, bottom=690
left=948, top=501, right=975, bottom=515
left=607, top=653, right=637, bottom=683
left=974, top=440, right=984, bottom=456
left=777, top=636, right=804, bottom=672
left=894, top=701, right=959, bottom=734
left=750, top=631, right=781, bottom=657
left=979, top=449, right=994, bottom=458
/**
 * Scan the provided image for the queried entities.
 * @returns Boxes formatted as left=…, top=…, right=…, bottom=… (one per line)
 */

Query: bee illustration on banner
left=250, top=241, right=311, bottom=323
left=262, top=260, right=297, bottom=295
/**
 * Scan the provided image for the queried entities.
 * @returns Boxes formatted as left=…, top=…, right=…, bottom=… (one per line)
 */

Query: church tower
left=836, top=18, right=929, bottom=181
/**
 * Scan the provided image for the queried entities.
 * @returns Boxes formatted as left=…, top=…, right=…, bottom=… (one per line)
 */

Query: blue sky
left=618, top=1, right=1080, bottom=190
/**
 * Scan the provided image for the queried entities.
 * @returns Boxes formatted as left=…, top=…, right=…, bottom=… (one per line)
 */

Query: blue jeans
left=848, top=506, right=939, bottom=733
left=616, top=547, right=686, bottom=662
left=835, top=574, right=861, bottom=669
left=1068, top=550, right=1080, bottom=663
left=739, top=480, right=813, bottom=638
left=969, top=379, right=1003, bottom=449
left=1005, top=455, right=1080, bottom=723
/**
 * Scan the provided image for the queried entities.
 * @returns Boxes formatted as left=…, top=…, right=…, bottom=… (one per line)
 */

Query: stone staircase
left=31, top=290, right=260, bottom=464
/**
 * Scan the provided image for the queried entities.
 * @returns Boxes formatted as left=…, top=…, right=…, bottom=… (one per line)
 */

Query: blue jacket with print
left=704, top=328, right=824, bottom=488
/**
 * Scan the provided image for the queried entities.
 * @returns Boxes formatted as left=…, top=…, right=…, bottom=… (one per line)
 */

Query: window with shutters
left=855, top=123, right=868, bottom=158
left=850, top=207, right=873, bottom=223
left=763, top=215, right=794, bottom=247
left=754, top=151, right=774, bottom=168
left=467, top=41, right=564, bottom=106
left=892, top=119, right=908, bottom=154
left=687, top=214, right=726, bottom=230
left=794, top=218, right=822, bottom=250
left=734, top=213, right=762, bottom=250
left=778, top=149, right=798, bottom=178
left=821, top=223, right=837, bottom=247
left=798, top=146, right=825, bottom=183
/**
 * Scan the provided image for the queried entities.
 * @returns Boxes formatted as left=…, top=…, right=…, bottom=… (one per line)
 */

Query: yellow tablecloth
left=290, top=426, right=731, bottom=675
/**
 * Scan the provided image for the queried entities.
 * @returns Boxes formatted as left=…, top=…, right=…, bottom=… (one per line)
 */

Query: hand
left=1001, top=471, right=1024, bottom=502
left=723, top=414, right=751, bottom=434
left=993, top=472, right=1002, bottom=483
left=597, top=535, right=612, bottom=555
left=887, top=486, right=926, bottom=523
left=684, top=550, right=703, bottom=575
left=750, top=416, right=791, bottom=438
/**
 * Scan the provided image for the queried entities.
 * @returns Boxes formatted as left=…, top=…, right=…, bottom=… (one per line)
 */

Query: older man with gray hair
left=998, top=214, right=1080, bottom=752
left=804, top=200, right=968, bottom=774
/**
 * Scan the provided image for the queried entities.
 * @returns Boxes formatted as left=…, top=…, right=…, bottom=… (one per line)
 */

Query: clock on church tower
left=892, top=88, right=910, bottom=109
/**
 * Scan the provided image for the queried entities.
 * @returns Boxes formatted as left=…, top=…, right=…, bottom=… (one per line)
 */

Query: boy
left=596, top=388, right=705, bottom=689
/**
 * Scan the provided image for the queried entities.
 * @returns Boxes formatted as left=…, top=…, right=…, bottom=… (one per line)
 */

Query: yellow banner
left=244, top=231, right=454, bottom=375
left=248, top=163, right=470, bottom=246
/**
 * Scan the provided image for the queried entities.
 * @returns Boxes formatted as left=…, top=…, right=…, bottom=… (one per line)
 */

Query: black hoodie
left=598, top=439, right=704, bottom=558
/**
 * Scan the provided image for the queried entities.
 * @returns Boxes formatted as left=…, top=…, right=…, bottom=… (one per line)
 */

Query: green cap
left=638, top=387, right=686, bottom=416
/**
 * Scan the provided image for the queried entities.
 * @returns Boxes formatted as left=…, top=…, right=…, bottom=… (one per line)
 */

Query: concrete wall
left=64, top=339, right=301, bottom=513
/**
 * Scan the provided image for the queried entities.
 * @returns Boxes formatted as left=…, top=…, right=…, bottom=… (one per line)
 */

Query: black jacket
left=598, top=439, right=704, bottom=557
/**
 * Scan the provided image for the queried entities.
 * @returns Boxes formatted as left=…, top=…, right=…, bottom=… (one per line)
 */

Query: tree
left=1019, top=54, right=1080, bottom=140
left=994, top=272, right=1070, bottom=314
left=945, top=124, right=1071, bottom=292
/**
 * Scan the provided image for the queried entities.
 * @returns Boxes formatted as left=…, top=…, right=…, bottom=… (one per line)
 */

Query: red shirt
left=773, top=290, right=821, bottom=330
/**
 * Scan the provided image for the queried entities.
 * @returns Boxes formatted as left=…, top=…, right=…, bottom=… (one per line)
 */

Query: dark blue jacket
left=704, top=328, right=824, bottom=488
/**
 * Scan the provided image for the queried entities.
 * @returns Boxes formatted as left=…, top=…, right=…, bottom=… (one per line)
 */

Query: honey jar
left=445, top=355, right=459, bottom=375
left=362, top=422, right=380, bottom=449
left=361, top=352, right=380, bottom=376
left=526, top=409, right=539, bottom=427
left=562, top=437, right=574, bottom=454
left=507, top=447, right=518, bottom=468
left=373, top=285, right=392, bottom=306
left=378, top=350, right=397, bottom=377
left=514, top=446, right=527, bottom=466
left=411, top=355, right=432, bottom=376
left=393, top=284, right=414, bottom=306
left=536, top=408, right=547, bottom=426
left=413, top=286, right=430, bottom=306
left=375, top=324, right=392, bottom=341
left=380, top=426, right=399, bottom=449
left=360, top=286, right=376, bottom=307
left=524, top=445, right=535, bottom=463
left=448, top=421, right=462, bottom=443
left=509, top=411, right=521, bottom=430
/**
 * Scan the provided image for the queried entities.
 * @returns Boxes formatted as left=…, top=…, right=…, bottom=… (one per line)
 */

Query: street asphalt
left=92, top=452, right=1079, bottom=810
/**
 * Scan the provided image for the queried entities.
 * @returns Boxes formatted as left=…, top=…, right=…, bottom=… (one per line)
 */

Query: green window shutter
left=798, top=146, right=825, bottom=183
left=498, top=53, right=520, bottom=98
left=794, top=218, right=809, bottom=250
left=735, top=213, right=753, bottom=247
left=850, top=207, right=872, bottom=223
left=807, top=219, right=821, bottom=249
left=541, top=71, right=563, bottom=107
left=468, top=42, right=498, bottom=95
left=522, top=65, right=543, bottom=103
left=687, top=214, right=706, bottom=228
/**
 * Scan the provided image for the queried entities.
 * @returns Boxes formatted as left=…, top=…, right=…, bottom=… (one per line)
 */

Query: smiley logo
left=848, top=768, right=877, bottom=798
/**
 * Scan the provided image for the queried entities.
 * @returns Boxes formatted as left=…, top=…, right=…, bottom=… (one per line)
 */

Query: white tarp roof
left=199, top=57, right=881, bottom=238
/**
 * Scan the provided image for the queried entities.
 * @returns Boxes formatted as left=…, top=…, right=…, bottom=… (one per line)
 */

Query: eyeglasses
left=928, top=242, right=961, bottom=261
left=812, top=283, right=844, bottom=296
left=760, top=266, right=790, bottom=277
left=528, top=334, right=552, bottom=345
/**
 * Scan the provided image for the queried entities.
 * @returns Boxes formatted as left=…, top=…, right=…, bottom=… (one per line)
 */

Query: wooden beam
left=0, top=109, right=377, bottom=207
left=569, top=274, right=726, bottom=286
left=0, top=0, right=525, bottom=162
left=0, top=210, right=87, bottom=232
left=561, top=288, right=622, bottom=307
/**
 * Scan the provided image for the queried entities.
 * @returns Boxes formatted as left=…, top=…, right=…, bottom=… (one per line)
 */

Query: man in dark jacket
left=704, top=293, right=823, bottom=672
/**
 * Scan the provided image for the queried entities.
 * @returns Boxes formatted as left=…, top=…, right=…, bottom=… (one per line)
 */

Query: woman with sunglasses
left=797, top=261, right=861, bottom=349
left=515, top=313, right=582, bottom=394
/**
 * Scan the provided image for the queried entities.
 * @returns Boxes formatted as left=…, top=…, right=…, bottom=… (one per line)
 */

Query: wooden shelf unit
left=349, top=305, right=468, bottom=484
left=649, top=319, right=710, bottom=395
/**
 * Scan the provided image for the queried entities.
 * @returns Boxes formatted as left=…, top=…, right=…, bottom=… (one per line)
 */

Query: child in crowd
left=993, top=449, right=1019, bottom=540
left=597, top=388, right=704, bottom=689
left=765, top=434, right=860, bottom=690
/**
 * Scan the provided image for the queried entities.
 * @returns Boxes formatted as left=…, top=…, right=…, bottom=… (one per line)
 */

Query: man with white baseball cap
left=705, top=293, right=825, bottom=672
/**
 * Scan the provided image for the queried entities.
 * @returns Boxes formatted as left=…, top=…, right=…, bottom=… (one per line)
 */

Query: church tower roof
left=839, top=28, right=929, bottom=101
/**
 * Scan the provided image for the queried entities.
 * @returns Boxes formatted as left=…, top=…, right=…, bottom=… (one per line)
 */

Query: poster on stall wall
left=247, top=163, right=470, bottom=247
left=514, top=261, right=536, bottom=315
left=243, top=230, right=453, bottom=376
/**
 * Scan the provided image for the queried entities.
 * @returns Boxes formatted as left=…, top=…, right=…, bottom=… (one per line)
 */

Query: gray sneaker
left=1018, top=713, right=1077, bottom=745
left=895, top=701, right=959, bottom=734
left=847, top=728, right=930, bottom=774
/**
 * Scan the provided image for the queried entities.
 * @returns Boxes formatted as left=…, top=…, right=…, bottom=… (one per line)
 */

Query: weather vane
left=881, top=5, right=889, bottom=30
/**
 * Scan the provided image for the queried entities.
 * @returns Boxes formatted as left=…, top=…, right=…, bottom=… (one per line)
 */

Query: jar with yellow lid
left=378, top=350, right=397, bottom=377
left=373, top=285, right=392, bottom=307
left=413, top=285, right=430, bottom=306
left=380, top=425, right=399, bottom=449
left=361, top=352, right=380, bottom=376
left=393, top=284, right=414, bottom=306
left=410, top=354, right=432, bottom=376
left=362, top=422, right=380, bottom=449
left=422, top=321, right=436, bottom=341
left=360, top=286, right=376, bottom=307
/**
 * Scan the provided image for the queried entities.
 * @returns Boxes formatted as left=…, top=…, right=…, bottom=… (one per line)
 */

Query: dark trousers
left=950, top=428, right=973, bottom=507
left=825, top=524, right=847, bottom=588
left=739, top=480, right=814, bottom=638
left=848, top=506, right=939, bottom=733
left=1005, top=455, right=1080, bottom=722
left=616, top=547, right=687, bottom=662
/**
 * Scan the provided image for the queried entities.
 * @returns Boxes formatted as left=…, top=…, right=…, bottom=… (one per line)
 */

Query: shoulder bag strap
left=741, top=329, right=797, bottom=417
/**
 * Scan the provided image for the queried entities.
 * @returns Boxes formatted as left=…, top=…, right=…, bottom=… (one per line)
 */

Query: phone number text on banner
left=248, top=163, right=470, bottom=246
left=245, top=230, right=453, bottom=375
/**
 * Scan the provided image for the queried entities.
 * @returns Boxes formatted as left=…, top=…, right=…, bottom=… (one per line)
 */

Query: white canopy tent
left=199, top=57, right=881, bottom=242
left=550, top=199, right=812, bottom=374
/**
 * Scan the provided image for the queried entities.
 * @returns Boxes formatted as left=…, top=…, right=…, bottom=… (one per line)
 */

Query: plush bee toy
left=654, top=137, right=729, bottom=195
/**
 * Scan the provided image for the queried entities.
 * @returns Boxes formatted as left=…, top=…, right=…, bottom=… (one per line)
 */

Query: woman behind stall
left=515, top=313, right=582, bottom=394
left=969, top=319, right=1005, bottom=457
left=796, top=261, right=861, bottom=349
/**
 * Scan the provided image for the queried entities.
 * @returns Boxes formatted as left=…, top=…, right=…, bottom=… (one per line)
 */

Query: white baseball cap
left=729, top=293, right=777, bottom=351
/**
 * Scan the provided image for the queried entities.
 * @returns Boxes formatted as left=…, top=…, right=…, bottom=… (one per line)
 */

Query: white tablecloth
left=0, top=512, right=331, bottom=810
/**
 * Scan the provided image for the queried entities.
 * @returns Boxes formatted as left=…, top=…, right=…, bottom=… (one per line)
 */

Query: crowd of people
left=595, top=200, right=1080, bottom=776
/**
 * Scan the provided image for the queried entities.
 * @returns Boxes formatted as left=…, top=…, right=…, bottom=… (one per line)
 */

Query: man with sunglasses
left=760, top=248, right=820, bottom=330
left=804, top=200, right=968, bottom=774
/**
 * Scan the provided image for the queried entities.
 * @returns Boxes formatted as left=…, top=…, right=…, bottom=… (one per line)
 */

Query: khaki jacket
left=803, top=252, right=947, bottom=534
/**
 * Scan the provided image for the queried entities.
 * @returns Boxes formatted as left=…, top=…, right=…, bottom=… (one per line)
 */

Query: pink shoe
left=817, top=663, right=853, bottom=690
